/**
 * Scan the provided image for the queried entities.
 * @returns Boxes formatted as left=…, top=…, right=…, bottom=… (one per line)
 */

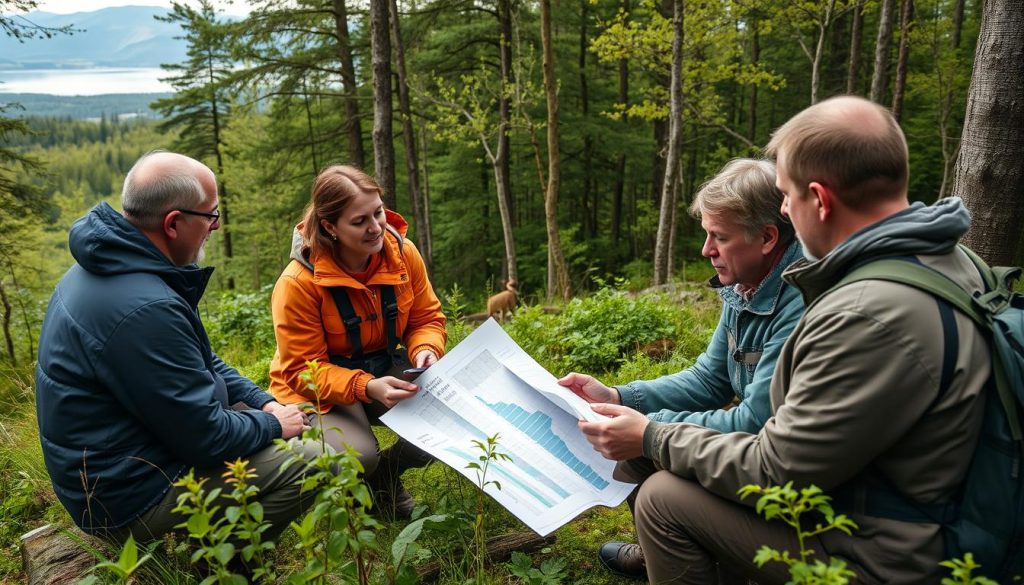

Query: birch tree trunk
left=653, top=0, right=684, bottom=285
left=369, top=0, right=396, bottom=207
left=809, top=0, right=837, bottom=104
left=498, top=0, right=515, bottom=235
left=496, top=0, right=516, bottom=284
left=540, top=0, right=570, bottom=300
left=954, top=0, right=1024, bottom=266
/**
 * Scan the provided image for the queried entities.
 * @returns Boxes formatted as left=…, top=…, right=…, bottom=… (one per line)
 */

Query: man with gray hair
left=559, top=158, right=804, bottom=579
left=36, top=151, right=318, bottom=543
left=588, top=96, right=992, bottom=584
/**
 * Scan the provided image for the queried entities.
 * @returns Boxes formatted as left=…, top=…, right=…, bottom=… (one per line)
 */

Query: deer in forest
left=486, top=279, right=518, bottom=321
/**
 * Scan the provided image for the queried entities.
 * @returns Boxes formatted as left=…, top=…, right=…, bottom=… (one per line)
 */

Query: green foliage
left=507, top=279, right=678, bottom=373
left=939, top=553, right=1000, bottom=585
left=203, top=288, right=276, bottom=355
left=276, top=434, right=379, bottom=585
left=467, top=433, right=513, bottom=584
left=87, top=535, right=154, bottom=584
left=171, top=469, right=248, bottom=584
left=441, top=283, right=473, bottom=351
left=738, top=483, right=858, bottom=585
left=507, top=551, right=569, bottom=585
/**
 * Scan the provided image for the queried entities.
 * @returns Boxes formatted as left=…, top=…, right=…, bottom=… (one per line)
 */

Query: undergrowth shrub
left=203, top=288, right=276, bottom=354
left=506, top=279, right=680, bottom=374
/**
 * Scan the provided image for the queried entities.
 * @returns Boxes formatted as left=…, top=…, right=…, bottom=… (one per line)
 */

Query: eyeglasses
left=176, top=208, right=221, bottom=225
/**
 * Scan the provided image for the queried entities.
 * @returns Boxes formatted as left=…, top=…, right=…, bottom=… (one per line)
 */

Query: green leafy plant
left=79, top=535, right=152, bottom=585
left=940, top=553, right=1000, bottom=585
left=279, top=359, right=380, bottom=585
left=507, top=278, right=679, bottom=373
left=221, top=459, right=276, bottom=583
left=388, top=513, right=454, bottom=585
left=171, top=470, right=244, bottom=584
left=466, top=433, right=512, bottom=583
left=738, top=482, right=858, bottom=585
left=204, top=288, right=276, bottom=353
left=506, top=551, right=568, bottom=585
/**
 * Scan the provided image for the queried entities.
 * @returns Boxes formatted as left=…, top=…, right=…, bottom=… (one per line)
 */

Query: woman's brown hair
left=300, top=165, right=385, bottom=260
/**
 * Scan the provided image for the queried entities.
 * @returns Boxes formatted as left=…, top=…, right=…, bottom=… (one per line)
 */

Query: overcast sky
left=34, top=0, right=251, bottom=16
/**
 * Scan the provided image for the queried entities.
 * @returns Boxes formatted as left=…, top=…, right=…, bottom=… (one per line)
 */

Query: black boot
left=369, top=437, right=434, bottom=520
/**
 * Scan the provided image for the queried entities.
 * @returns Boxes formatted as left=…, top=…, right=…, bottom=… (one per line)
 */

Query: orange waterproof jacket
left=268, top=211, right=446, bottom=410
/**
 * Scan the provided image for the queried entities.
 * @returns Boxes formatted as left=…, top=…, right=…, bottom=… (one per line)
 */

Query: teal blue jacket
left=616, top=241, right=804, bottom=433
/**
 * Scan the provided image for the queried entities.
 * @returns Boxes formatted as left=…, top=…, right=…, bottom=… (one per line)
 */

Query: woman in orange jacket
left=269, top=165, right=447, bottom=518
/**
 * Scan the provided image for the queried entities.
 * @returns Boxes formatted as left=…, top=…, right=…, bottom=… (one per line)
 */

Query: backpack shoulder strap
left=379, top=284, right=402, bottom=362
left=835, top=258, right=989, bottom=330
left=327, top=287, right=364, bottom=360
left=837, top=255, right=1023, bottom=441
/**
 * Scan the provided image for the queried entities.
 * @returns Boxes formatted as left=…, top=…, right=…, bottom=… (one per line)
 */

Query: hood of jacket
left=783, top=196, right=971, bottom=304
left=69, top=202, right=213, bottom=307
left=289, top=209, right=410, bottom=287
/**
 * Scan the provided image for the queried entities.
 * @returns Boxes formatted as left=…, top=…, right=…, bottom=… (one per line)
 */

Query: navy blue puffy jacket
left=35, top=202, right=282, bottom=533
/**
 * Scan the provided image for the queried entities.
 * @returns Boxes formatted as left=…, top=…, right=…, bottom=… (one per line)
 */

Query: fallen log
left=21, top=524, right=101, bottom=585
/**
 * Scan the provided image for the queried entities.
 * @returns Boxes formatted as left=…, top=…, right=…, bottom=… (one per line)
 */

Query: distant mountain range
left=0, top=6, right=189, bottom=69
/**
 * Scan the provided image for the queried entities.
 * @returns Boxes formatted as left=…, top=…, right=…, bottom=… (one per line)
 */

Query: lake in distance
left=0, top=68, right=172, bottom=95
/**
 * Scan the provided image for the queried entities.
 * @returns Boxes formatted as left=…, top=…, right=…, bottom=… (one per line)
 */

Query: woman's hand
left=413, top=349, right=438, bottom=368
left=366, top=376, right=419, bottom=408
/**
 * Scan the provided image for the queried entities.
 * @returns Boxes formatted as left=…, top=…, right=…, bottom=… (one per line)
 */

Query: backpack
left=833, top=245, right=1024, bottom=580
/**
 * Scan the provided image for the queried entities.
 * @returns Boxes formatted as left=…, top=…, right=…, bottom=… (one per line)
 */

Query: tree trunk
left=369, top=0, right=396, bottom=208
left=332, top=0, right=365, bottom=169
left=540, top=0, right=570, bottom=300
left=748, top=20, right=760, bottom=142
left=809, top=0, right=837, bottom=105
left=419, top=125, right=434, bottom=271
left=611, top=0, right=629, bottom=253
left=498, top=0, right=515, bottom=234
left=847, top=0, right=864, bottom=94
left=204, top=44, right=234, bottom=290
left=870, top=0, right=895, bottom=103
left=951, top=0, right=964, bottom=49
left=654, top=0, right=684, bottom=286
left=579, top=0, right=595, bottom=239
left=955, top=0, right=1024, bottom=266
left=388, top=0, right=430, bottom=271
left=891, top=0, right=914, bottom=122
left=0, top=278, right=14, bottom=366
left=493, top=0, right=516, bottom=283
left=938, top=0, right=966, bottom=199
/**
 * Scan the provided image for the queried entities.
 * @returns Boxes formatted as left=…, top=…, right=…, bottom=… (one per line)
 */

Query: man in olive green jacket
left=580, top=96, right=990, bottom=584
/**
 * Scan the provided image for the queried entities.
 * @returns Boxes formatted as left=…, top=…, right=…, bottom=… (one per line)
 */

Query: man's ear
left=162, top=210, right=181, bottom=240
left=760, top=223, right=780, bottom=255
left=808, top=181, right=833, bottom=221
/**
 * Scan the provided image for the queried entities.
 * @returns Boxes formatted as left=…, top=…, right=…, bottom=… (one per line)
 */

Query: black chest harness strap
left=326, top=285, right=402, bottom=364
